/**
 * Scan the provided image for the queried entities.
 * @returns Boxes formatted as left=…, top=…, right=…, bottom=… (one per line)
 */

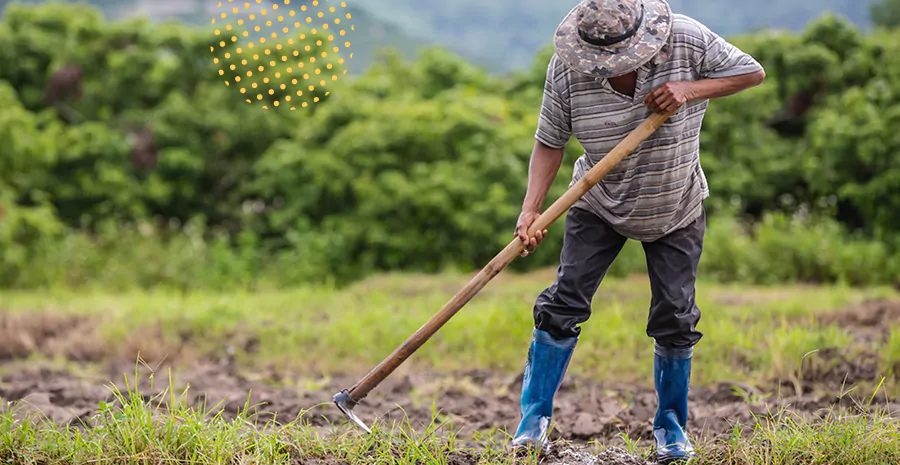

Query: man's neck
left=607, top=71, right=638, bottom=98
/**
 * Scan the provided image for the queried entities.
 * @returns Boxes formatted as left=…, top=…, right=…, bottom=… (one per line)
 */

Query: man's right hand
left=515, top=209, right=549, bottom=257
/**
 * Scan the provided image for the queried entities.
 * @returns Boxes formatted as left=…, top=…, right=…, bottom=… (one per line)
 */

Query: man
left=511, top=0, right=765, bottom=463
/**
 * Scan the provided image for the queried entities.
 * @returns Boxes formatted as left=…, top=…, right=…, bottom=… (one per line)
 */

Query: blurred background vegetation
left=1, top=0, right=899, bottom=290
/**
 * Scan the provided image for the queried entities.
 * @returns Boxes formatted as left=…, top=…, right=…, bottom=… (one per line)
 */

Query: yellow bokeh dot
left=327, top=63, right=333, bottom=69
left=298, top=62, right=305, bottom=68
left=256, top=0, right=261, bottom=3
left=244, top=2, right=249, bottom=7
left=295, top=22, right=301, bottom=27
left=236, top=48, right=242, bottom=53
left=290, top=11, right=295, bottom=17
left=345, top=42, right=350, bottom=47
left=273, top=3, right=278, bottom=9
left=351, top=25, right=355, bottom=31
left=310, top=57, right=316, bottom=63
left=323, top=24, right=329, bottom=29
left=255, top=26, right=261, bottom=31
left=261, top=9, right=267, bottom=14
left=242, top=59, right=248, bottom=65
left=265, top=49, right=271, bottom=55
left=299, top=33, right=306, bottom=39
left=297, top=90, right=303, bottom=96
left=343, top=70, right=347, bottom=74
left=240, top=88, right=246, bottom=93
left=316, top=40, right=323, bottom=46
left=346, top=13, right=352, bottom=19
left=301, top=4, right=306, bottom=10
left=332, top=75, right=338, bottom=81
left=270, top=60, right=276, bottom=66
left=280, top=84, right=286, bottom=90
left=248, top=42, right=255, bottom=48
left=271, top=33, right=277, bottom=38
left=276, top=44, right=283, bottom=50
left=238, top=19, right=244, bottom=25
left=252, top=82, right=258, bottom=88
left=274, top=101, right=280, bottom=107
left=306, top=17, right=312, bottom=23
left=315, top=69, right=321, bottom=74
left=225, top=52, right=231, bottom=58
left=262, top=106, right=268, bottom=110
left=293, top=50, right=300, bottom=56
left=334, top=18, right=340, bottom=24
left=320, top=80, right=326, bottom=86
left=232, top=7, right=238, bottom=13
left=314, top=97, right=320, bottom=102
left=349, top=53, right=353, bottom=59
left=210, top=46, right=214, bottom=52
left=212, top=18, right=215, bottom=24
left=232, top=36, right=238, bottom=42
left=215, top=29, right=221, bottom=35
left=321, top=52, right=328, bottom=58
left=268, top=89, right=275, bottom=95
left=287, top=67, right=293, bottom=73
left=221, top=12, right=227, bottom=18
left=308, top=85, right=315, bottom=91
left=246, top=99, right=252, bottom=103
left=330, top=7, right=335, bottom=12
left=285, top=0, right=290, bottom=4
left=257, top=94, right=263, bottom=100
left=312, top=28, right=318, bottom=33
left=283, top=27, right=289, bottom=33
left=326, top=92, right=330, bottom=96
left=340, top=30, right=346, bottom=36
left=266, top=20, right=272, bottom=26
left=328, top=35, right=334, bottom=41
left=302, top=102, right=308, bottom=107
left=275, top=72, right=282, bottom=78
left=219, top=41, right=226, bottom=47
left=313, top=0, right=318, bottom=5
left=214, top=57, right=220, bottom=63
left=226, top=24, right=233, bottom=31
left=243, top=31, right=249, bottom=37
left=318, top=12, right=324, bottom=18
left=338, top=58, right=344, bottom=64
left=278, top=15, right=284, bottom=21
left=230, top=64, right=236, bottom=70
left=303, top=73, right=310, bottom=79
left=258, top=66, right=265, bottom=71
left=247, top=71, right=254, bottom=77
left=305, top=45, right=311, bottom=51
left=264, top=77, right=270, bottom=83
left=341, top=1, right=346, bottom=6
left=236, top=76, right=242, bottom=82
left=260, top=37, right=266, bottom=43
left=286, top=95, right=292, bottom=101
left=292, top=78, right=298, bottom=84
left=249, top=14, right=255, bottom=20
left=217, top=1, right=222, bottom=6
left=218, top=70, right=225, bottom=75
left=253, top=54, right=259, bottom=60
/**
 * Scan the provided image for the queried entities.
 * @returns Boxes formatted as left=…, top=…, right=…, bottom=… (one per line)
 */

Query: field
left=1, top=269, right=900, bottom=464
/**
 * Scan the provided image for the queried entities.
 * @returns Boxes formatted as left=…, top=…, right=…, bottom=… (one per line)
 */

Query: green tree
left=872, top=0, right=900, bottom=27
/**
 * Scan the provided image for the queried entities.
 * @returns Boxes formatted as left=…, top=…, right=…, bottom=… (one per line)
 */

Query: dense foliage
left=0, top=4, right=898, bottom=289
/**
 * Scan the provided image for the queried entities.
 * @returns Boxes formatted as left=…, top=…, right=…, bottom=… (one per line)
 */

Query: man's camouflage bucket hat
left=555, top=0, right=673, bottom=78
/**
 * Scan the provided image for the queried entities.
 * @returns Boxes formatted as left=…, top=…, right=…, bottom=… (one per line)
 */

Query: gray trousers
left=534, top=206, right=705, bottom=349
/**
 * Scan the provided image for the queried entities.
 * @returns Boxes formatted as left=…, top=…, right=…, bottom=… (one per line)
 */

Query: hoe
left=334, top=109, right=676, bottom=432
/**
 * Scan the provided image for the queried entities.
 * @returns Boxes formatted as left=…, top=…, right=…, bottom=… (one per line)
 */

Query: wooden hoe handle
left=346, top=109, right=675, bottom=402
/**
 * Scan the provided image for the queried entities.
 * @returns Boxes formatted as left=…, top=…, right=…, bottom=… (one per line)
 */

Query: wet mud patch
left=0, top=312, right=107, bottom=362
left=821, top=299, right=900, bottom=329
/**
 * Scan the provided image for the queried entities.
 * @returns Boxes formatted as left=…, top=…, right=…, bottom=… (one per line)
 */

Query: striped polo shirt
left=536, top=14, right=763, bottom=241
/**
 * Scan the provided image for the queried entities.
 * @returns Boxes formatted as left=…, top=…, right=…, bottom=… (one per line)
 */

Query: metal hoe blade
left=333, top=390, right=372, bottom=433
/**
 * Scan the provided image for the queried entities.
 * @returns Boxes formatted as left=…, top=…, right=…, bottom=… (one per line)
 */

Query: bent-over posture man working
left=511, top=0, right=765, bottom=462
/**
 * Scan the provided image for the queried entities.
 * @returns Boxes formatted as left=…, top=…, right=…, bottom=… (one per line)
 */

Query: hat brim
left=554, top=0, right=672, bottom=78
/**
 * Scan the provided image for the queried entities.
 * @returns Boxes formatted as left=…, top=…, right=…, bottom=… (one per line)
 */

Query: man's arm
left=516, top=140, right=565, bottom=257
left=643, top=70, right=766, bottom=113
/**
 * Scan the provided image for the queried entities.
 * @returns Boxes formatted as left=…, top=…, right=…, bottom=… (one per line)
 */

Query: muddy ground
left=0, top=299, right=899, bottom=463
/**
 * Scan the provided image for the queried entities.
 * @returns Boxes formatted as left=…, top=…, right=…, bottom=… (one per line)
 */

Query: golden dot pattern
left=212, top=0, right=353, bottom=110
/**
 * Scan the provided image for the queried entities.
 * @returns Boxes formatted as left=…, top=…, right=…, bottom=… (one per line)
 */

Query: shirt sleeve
left=534, top=55, right=573, bottom=149
left=694, top=21, right=764, bottom=79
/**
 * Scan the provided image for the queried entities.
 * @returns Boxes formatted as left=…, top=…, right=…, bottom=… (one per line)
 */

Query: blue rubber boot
left=653, top=343, right=695, bottom=464
left=511, top=329, right=577, bottom=450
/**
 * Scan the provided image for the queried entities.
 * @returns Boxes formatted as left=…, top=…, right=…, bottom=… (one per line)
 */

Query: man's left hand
left=644, top=82, right=695, bottom=113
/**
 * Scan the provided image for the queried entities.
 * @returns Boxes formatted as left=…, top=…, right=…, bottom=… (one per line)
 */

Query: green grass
left=2, top=367, right=900, bottom=464
left=0, top=270, right=897, bottom=389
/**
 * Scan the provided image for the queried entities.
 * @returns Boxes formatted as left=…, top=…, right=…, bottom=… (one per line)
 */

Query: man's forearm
left=522, top=141, right=566, bottom=212
left=688, top=69, right=766, bottom=100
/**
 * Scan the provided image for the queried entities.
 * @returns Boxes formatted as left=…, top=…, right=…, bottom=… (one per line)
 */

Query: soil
left=1, top=298, right=899, bottom=464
